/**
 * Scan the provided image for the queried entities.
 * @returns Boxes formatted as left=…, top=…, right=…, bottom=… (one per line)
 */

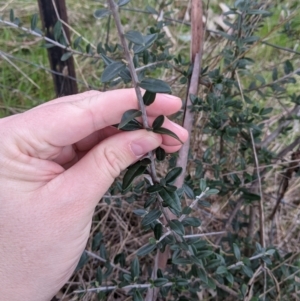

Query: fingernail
left=130, top=135, right=160, bottom=157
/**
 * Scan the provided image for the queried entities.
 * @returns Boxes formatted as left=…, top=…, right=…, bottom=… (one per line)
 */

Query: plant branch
left=85, top=250, right=130, bottom=274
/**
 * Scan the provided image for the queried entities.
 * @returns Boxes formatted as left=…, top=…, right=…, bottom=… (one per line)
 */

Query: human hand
left=0, top=89, right=188, bottom=301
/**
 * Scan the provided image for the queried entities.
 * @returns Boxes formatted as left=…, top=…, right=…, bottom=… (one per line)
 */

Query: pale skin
left=0, top=89, right=188, bottom=301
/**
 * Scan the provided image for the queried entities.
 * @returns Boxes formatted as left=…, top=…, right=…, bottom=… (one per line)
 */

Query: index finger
left=17, top=89, right=182, bottom=147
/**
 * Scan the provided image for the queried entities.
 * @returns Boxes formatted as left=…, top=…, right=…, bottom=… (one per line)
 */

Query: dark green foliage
left=155, top=147, right=166, bottom=161
left=142, top=91, right=156, bottom=106
left=118, top=109, right=142, bottom=129
left=139, top=78, right=171, bottom=93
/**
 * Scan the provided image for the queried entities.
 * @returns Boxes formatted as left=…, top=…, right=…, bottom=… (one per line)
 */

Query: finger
left=18, top=89, right=182, bottom=149
left=49, top=130, right=162, bottom=209
left=33, top=90, right=102, bottom=109
left=75, top=118, right=188, bottom=152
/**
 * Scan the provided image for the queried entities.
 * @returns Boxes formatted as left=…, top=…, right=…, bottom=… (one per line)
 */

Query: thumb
left=52, top=130, right=162, bottom=207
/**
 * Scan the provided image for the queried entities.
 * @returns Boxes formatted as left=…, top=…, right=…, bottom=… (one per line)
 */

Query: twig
left=0, top=19, right=94, bottom=58
left=260, top=105, right=300, bottom=149
left=227, top=252, right=274, bottom=270
left=74, top=282, right=173, bottom=293
left=85, top=250, right=130, bottom=274
left=183, top=231, right=226, bottom=239
left=156, top=191, right=206, bottom=243
left=107, top=0, right=161, bottom=187
left=0, top=51, right=40, bottom=89
left=262, top=40, right=300, bottom=56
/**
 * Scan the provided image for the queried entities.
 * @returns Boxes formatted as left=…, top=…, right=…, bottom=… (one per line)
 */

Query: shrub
left=1, top=0, right=300, bottom=300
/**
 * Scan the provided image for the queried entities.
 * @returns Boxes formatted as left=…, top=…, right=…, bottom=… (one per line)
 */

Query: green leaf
left=165, top=167, right=182, bottom=184
left=198, top=269, right=208, bottom=284
left=73, top=36, right=82, bottom=49
left=114, top=252, right=126, bottom=267
left=155, top=147, right=166, bottom=161
left=130, top=257, right=140, bottom=280
left=92, top=232, right=103, bottom=250
left=144, top=33, right=158, bottom=47
left=154, top=223, right=163, bottom=240
left=200, top=178, right=206, bottom=191
left=182, top=217, right=201, bottom=227
left=133, top=289, right=143, bottom=301
left=141, top=209, right=162, bottom=227
left=118, top=0, right=131, bottom=6
left=30, top=13, right=38, bottom=30
left=152, top=115, right=164, bottom=130
left=100, top=53, right=115, bottom=66
left=122, top=160, right=149, bottom=190
left=206, top=277, right=216, bottom=289
left=143, top=90, right=156, bottom=106
left=216, top=266, right=227, bottom=275
left=284, top=60, right=294, bottom=75
left=139, top=78, right=171, bottom=93
left=101, top=62, right=125, bottom=83
left=172, top=257, right=191, bottom=265
left=242, top=265, right=253, bottom=278
left=153, top=127, right=183, bottom=143
left=133, top=209, right=147, bottom=216
left=145, top=5, right=159, bottom=15
left=137, top=243, right=156, bottom=256
left=125, top=30, right=144, bottom=45
left=226, top=273, right=234, bottom=284
left=147, top=183, right=163, bottom=193
left=169, top=220, right=185, bottom=236
left=217, top=30, right=236, bottom=41
left=159, top=188, right=181, bottom=213
left=9, top=9, right=14, bottom=22
left=233, top=243, right=241, bottom=260
left=165, top=185, right=177, bottom=192
left=115, top=119, right=143, bottom=131
left=118, top=109, right=142, bottom=130
left=94, top=9, right=111, bottom=19
left=53, top=20, right=62, bottom=41
left=205, top=189, right=219, bottom=195
left=183, top=183, right=195, bottom=198
left=197, top=250, right=213, bottom=259
left=75, top=251, right=89, bottom=271
left=96, top=267, right=103, bottom=285
left=153, top=277, right=168, bottom=287
left=176, top=278, right=189, bottom=286
left=61, top=52, right=73, bottom=61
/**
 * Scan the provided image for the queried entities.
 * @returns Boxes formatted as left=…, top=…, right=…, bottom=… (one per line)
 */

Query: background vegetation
left=1, top=0, right=300, bottom=300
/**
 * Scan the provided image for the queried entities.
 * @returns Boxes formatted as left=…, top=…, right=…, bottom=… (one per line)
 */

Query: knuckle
left=101, top=146, right=125, bottom=179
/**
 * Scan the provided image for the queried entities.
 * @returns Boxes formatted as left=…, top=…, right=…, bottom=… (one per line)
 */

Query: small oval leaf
left=118, top=109, right=142, bottom=129
left=143, top=90, right=156, bottom=106
left=122, top=161, right=147, bottom=190
left=152, top=115, right=164, bottom=130
left=94, top=8, right=111, bottom=19
left=155, top=147, right=166, bottom=161
left=153, top=127, right=183, bottom=143
left=141, top=209, right=162, bottom=227
left=169, top=220, right=185, bottom=236
left=115, top=119, right=143, bottom=131
left=137, top=243, right=157, bottom=256
left=101, top=62, right=125, bottom=83
left=125, top=30, right=144, bottom=45
left=139, top=78, right=171, bottom=93
left=165, top=167, right=183, bottom=184
left=153, top=277, right=168, bottom=287
left=154, top=223, right=163, bottom=240
left=159, top=188, right=181, bottom=213
left=61, top=52, right=73, bottom=61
